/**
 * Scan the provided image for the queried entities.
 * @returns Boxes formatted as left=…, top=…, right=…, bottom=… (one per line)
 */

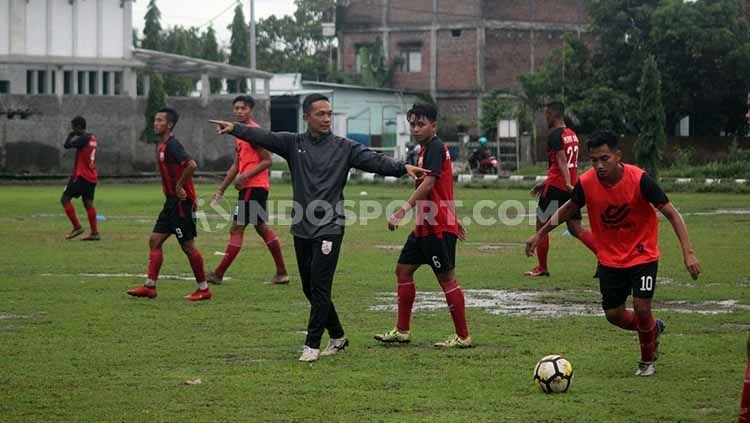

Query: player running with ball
left=526, top=130, right=701, bottom=376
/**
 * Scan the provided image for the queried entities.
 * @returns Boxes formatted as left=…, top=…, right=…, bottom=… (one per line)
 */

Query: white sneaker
left=298, top=346, right=320, bottom=362
left=635, top=361, right=656, bottom=377
left=320, top=337, right=349, bottom=357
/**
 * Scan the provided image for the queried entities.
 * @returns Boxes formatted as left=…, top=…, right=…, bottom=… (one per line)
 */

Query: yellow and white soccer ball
left=533, top=355, right=573, bottom=393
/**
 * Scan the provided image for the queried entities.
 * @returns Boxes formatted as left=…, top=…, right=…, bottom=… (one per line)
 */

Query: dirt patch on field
left=210, top=354, right=268, bottom=364
left=371, top=289, right=750, bottom=318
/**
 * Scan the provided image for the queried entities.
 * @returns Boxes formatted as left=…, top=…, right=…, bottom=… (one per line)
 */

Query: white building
left=0, top=0, right=138, bottom=96
left=0, top=0, right=271, bottom=100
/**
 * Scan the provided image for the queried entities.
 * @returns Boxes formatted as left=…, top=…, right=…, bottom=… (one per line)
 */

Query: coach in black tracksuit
left=210, top=94, right=425, bottom=361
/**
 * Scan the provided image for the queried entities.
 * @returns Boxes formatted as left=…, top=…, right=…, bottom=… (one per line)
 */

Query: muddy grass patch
left=371, top=289, right=750, bottom=318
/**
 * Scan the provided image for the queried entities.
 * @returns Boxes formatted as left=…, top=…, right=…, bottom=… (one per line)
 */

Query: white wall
left=101, top=0, right=123, bottom=58
left=25, top=0, right=47, bottom=56
left=76, top=0, right=99, bottom=57
left=49, top=0, right=73, bottom=56
left=0, top=0, right=10, bottom=55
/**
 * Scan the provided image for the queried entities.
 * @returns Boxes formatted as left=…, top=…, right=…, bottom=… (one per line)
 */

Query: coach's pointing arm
left=209, top=120, right=293, bottom=160
left=348, top=141, right=428, bottom=179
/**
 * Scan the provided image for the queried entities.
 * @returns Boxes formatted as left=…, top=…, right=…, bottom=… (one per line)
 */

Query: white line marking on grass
left=39, top=272, right=234, bottom=282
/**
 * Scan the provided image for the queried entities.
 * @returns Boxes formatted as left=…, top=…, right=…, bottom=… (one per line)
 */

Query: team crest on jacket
left=321, top=240, right=333, bottom=255
left=159, top=152, right=165, bottom=162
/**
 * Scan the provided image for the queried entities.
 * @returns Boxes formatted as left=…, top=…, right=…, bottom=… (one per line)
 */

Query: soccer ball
left=533, top=355, right=573, bottom=393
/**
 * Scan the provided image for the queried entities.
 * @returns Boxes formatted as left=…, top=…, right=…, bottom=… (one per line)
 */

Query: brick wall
left=532, top=0, right=586, bottom=23
left=436, top=29, right=478, bottom=91
left=485, top=29, right=532, bottom=89
left=339, top=0, right=384, bottom=28
left=438, top=97, right=479, bottom=122
left=437, top=0, right=481, bottom=23
left=484, top=0, right=532, bottom=21
left=389, top=31, right=432, bottom=92
left=387, top=0, right=433, bottom=25
left=340, top=33, right=382, bottom=74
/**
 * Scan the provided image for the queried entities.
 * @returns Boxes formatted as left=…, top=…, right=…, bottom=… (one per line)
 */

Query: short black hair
left=233, top=95, right=256, bottom=109
left=587, top=129, right=619, bottom=151
left=157, top=107, right=179, bottom=129
left=546, top=101, right=565, bottom=118
left=407, top=102, right=438, bottom=123
left=71, top=116, right=86, bottom=130
left=302, top=94, right=330, bottom=114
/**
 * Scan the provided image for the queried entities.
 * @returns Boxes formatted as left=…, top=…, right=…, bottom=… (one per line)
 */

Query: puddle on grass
left=375, top=242, right=523, bottom=252
left=371, top=289, right=750, bottom=318
left=720, top=323, right=750, bottom=330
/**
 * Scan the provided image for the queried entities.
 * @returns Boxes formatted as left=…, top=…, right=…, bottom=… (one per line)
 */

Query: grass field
left=1, top=181, right=748, bottom=422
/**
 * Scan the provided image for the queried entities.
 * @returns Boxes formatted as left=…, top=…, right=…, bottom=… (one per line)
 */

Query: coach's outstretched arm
left=349, top=141, right=427, bottom=180
left=525, top=200, right=581, bottom=257
left=659, top=203, right=701, bottom=280
left=209, top=120, right=293, bottom=160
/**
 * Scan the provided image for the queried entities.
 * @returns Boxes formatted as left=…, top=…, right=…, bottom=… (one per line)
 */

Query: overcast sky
left=132, top=0, right=297, bottom=47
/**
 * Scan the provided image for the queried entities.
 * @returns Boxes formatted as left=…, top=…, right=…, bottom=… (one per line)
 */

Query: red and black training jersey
left=414, top=137, right=459, bottom=238
left=545, top=127, right=580, bottom=192
left=65, top=133, right=98, bottom=184
left=572, top=164, right=669, bottom=268
left=157, top=136, right=196, bottom=203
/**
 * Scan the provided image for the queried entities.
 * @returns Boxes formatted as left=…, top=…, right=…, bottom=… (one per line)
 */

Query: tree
left=256, top=0, right=337, bottom=81
left=635, top=55, right=666, bottom=178
left=355, top=40, right=399, bottom=88
left=163, top=27, right=195, bottom=96
left=201, top=26, right=225, bottom=94
left=649, top=0, right=750, bottom=135
left=142, top=0, right=162, bottom=51
left=142, top=73, right=167, bottom=143
left=227, top=5, right=250, bottom=93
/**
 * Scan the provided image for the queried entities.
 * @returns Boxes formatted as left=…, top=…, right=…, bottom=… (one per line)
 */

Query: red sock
left=63, top=203, right=81, bottom=230
left=636, top=314, right=657, bottom=362
left=740, top=359, right=750, bottom=423
left=86, top=207, right=98, bottom=234
left=147, top=249, right=163, bottom=282
left=577, top=229, right=597, bottom=254
left=215, top=233, right=244, bottom=278
left=537, top=234, right=549, bottom=270
left=441, top=280, right=469, bottom=339
left=612, top=309, right=637, bottom=331
left=262, top=229, right=287, bottom=275
left=186, top=248, right=206, bottom=283
left=396, top=275, right=416, bottom=332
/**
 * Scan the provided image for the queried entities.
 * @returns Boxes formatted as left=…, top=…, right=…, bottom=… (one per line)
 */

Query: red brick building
left=337, top=0, right=589, bottom=123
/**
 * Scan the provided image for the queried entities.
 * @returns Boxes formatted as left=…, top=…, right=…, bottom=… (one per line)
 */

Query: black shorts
left=234, top=188, right=269, bottom=226
left=598, top=261, right=659, bottom=310
left=537, top=185, right=582, bottom=221
left=63, top=177, right=96, bottom=201
left=153, top=198, right=197, bottom=244
left=398, top=232, right=457, bottom=275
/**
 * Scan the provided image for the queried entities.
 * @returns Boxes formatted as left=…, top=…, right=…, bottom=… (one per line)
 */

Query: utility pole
left=249, top=0, right=257, bottom=94
left=249, top=0, right=256, bottom=70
